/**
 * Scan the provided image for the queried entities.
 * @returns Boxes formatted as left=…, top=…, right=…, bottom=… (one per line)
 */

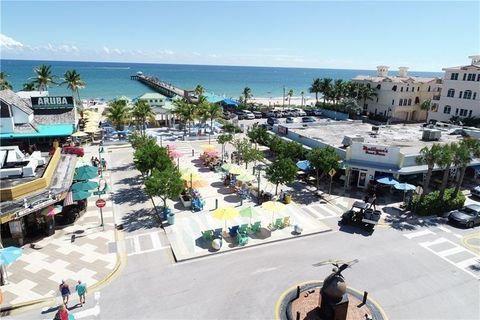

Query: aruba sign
left=31, top=96, right=74, bottom=109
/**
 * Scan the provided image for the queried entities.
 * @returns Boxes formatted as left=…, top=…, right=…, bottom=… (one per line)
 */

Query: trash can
left=167, top=213, right=175, bottom=225
left=162, top=207, right=171, bottom=219
left=284, top=194, right=292, bottom=204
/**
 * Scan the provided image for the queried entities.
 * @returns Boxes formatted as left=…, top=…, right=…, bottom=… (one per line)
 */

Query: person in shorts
left=75, top=280, right=87, bottom=305
left=59, top=280, right=70, bottom=305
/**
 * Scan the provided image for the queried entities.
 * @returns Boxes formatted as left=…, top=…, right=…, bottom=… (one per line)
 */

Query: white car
left=295, top=108, right=307, bottom=116
left=243, top=111, right=255, bottom=120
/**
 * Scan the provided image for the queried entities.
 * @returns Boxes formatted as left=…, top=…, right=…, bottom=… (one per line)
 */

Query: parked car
left=305, top=109, right=315, bottom=116
left=234, top=111, right=245, bottom=120
left=286, top=117, right=295, bottom=123
left=267, top=117, right=279, bottom=126
left=448, top=204, right=480, bottom=228
left=302, top=116, right=316, bottom=123
left=275, top=110, right=285, bottom=118
left=252, top=111, right=263, bottom=119
left=471, top=186, right=480, bottom=198
left=295, top=108, right=307, bottom=116
left=243, top=111, right=255, bottom=120
left=62, top=146, right=85, bottom=157
left=288, top=109, right=299, bottom=117
left=261, top=111, right=269, bottom=118
left=313, top=109, right=323, bottom=116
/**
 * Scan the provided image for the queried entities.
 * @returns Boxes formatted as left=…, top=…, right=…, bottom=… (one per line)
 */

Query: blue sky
left=1, top=1, right=478, bottom=71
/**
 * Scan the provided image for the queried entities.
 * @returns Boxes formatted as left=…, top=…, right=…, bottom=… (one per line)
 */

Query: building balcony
left=432, top=95, right=441, bottom=101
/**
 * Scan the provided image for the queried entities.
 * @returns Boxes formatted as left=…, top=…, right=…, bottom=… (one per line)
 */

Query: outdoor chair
left=202, top=230, right=213, bottom=241
left=228, top=225, right=239, bottom=237
left=250, top=221, right=261, bottom=233
left=283, top=216, right=291, bottom=227
left=238, top=224, right=249, bottom=235
left=213, top=228, right=223, bottom=239
left=269, top=218, right=285, bottom=230
left=236, top=232, right=248, bottom=246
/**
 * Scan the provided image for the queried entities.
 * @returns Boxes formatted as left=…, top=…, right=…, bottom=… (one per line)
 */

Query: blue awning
left=221, top=99, right=240, bottom=106
left=0, top=124, right=74, bottom=139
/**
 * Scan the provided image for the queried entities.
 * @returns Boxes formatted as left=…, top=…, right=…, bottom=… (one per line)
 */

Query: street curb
left=0, top=226, right=127, bottom=316
left=172, top=227, right=333, bottom=263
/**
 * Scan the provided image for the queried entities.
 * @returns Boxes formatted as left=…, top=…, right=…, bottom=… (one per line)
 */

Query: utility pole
left=282, top=85, right=285, bottom=109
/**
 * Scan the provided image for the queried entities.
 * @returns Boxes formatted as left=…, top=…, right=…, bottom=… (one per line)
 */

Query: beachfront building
left=427, top=55, right=480, bottom=123
left=271, top=120, right=479, bottom=189
left=352, top=66, right=441, bottom=122
left=0, top=89, right=78, bottom=150
left=138, top=92, right=178, bottom=127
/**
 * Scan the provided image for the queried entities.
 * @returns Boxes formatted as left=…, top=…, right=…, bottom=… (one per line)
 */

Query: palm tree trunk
left=421, top=168, right=433, bottom=201
left=439, top=166, right=451, bottom=200
left=316, top=169, right=319, bottom=191
left=315, top=92, right=318, bottom=102
left=454, top=166, right=467, bottom=196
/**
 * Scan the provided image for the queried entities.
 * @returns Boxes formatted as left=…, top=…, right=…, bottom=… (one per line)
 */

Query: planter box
left=180, top=195, right=191, bottom=208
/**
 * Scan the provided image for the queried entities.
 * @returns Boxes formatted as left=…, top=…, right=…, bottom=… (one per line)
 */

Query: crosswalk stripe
left=419, top=237, right=449, bottom=247
left=317, top=204, right=341, bottom=217
left=404, top=229, right=436, bottom=239
left=437, top=246, right=467, bottom=257
left=456, top=257, right=480, bottom=269
left=150, top=232, right=162, bottom=249
left=302, top=206, right=325, bottom=219
left=436, top=226, right=452, bottom=233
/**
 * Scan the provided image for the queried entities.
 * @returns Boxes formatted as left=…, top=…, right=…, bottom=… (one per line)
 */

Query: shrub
left=413, top=188, right=465, bottom=216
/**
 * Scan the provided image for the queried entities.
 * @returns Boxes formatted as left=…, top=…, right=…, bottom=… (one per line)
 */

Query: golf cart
left=340, top=201, right=381, bottom=232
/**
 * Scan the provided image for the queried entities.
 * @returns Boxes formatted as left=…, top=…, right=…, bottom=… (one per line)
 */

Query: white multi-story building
left=428, top=55, right=480, bottom=123
left=353, top=66, right=440, bottom=122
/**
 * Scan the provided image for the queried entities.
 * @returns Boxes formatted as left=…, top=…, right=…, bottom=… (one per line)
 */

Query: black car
left=234, top=111, right=245, bottom=120
left=267, top=117, right=279, bottom=126
left=305, top=109, right=315, bottom=116
left=252, top=111, right=263, bottom=119
left=448, top=204, right=480, bottom=228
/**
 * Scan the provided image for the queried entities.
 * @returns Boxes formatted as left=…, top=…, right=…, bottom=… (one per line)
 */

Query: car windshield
left=459, top=207, right=478, bottom=216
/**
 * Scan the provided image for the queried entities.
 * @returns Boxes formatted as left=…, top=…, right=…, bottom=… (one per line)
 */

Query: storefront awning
left=346, top=160, right=399, bottom=173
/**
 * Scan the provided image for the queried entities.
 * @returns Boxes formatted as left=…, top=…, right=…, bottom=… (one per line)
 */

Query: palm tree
left=22, top=82, right=36, bottom=91
left=287, top=89, right=294, bottom=106
left=242, top=87, right=252, bottom=108
left=358, top=84, right=378, bottom=112
left=436, top=144, right=454, bottom=200
left=319, top=78, right=333, bottom=104
left=420, top=99, right=432, bottom=121
left=198, top=102, right=222, bottom=143
left=195, top=84, right=205, bottom=98
left=61, top=70, right=85, bottom=103
left=309, top=78, right=322, bottom=103
left=332, top=79, right=347, bottom=105
left=132, top=100, right=156, bottom=136
left=0, top=72, right=13, bottom=90
left=300, top=91, right=305, bottom=106
left=106, top=100, right=130, bottom=135
left=32, top=64, right=56, bottom=91
left=454, top=139, right=480, bottom=195
left=416, top=144, right=442, bottom=199
left=173, top=99, right=196, bottom=136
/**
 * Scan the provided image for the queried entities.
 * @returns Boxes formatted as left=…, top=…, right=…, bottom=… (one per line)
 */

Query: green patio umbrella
left=236, top=173, right=256, bottom=182
left=74, top=166, right=98, bottom=180
left=72, top=181, right=99, bottom=191
left=72, top=190, right=92, bottom=201
left=221, top=163, right=233, bottom=172
left=239, top=206, right=260, bottom=224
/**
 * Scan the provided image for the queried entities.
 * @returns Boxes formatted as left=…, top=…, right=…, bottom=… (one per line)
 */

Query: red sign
left=95, top=199, right=106, bottom=208
left=362, top=145, right=388, bottom=156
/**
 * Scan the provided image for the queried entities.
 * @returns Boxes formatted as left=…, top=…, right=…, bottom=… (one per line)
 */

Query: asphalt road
left=9, top=146, right=480, bottom=320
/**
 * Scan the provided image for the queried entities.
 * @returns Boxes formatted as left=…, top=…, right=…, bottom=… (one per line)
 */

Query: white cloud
left=0, top=33, right=23, bottom=49
left=103, top=46, right=110, bottom=54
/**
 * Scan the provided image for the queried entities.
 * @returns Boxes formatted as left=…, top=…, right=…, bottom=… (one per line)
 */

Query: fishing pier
left=131, top=73, right=196, bottom=102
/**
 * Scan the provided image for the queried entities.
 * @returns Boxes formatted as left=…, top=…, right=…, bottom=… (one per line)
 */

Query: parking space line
left=404, top=229, right=436, bottom=239
left=436, top=226, right=452, bottom=233
left=456, top=257, right=480, bottom=269
left=437, top=246, right=466, bottom=257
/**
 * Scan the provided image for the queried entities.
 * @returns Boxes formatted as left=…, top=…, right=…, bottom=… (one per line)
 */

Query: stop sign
left=96, top=198, right=106, bottom=208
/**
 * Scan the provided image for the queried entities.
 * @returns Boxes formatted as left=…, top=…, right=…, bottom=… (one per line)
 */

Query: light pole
left=282, top=85, right=286, bottom=109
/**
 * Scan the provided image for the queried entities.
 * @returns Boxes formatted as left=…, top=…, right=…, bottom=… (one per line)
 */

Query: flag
left=63, top=191, right=75, bottom=206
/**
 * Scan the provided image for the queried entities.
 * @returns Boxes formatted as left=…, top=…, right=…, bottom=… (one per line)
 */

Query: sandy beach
left=251, top=96, right=317, bottom=107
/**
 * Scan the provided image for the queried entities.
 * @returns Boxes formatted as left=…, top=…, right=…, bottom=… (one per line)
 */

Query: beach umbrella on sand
left=239, top=206, right=260, bottom=224
left=212, top=207, right=239, bottom=231
left=262, top=201, right=286, bottom=224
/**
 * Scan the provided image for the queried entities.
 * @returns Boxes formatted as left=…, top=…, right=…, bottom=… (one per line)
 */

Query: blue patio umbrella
left=376, top=176, right=399, bottom=185
left=72, top=190, right=91, bottom=201
left=72, top=180, right=99, bottom=191
left=0, top=246, right=22, bottom=266
left=296, top=160, right=311, bottom=171
left=394, top=183, right=416, bottom=191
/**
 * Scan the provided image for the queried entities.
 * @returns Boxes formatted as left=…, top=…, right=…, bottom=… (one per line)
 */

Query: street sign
left=329, top=168, right=336, bottom=177
left=95, top=199, right=106, bottom=208
left=93, top=190, right=106, bottom=196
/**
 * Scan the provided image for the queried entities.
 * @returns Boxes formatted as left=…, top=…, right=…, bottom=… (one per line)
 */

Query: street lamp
left=282, top=85, right=286, bottom=108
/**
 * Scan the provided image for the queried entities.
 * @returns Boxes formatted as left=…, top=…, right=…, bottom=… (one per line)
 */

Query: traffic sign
left=95, top=199, right=106, bottom=208
left=328, top=168, right=336, bottom=177
left=93, top=190, right=106, bottom=196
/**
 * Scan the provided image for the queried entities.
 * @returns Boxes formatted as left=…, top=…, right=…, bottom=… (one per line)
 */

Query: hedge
left=413, top=188, right=465, bottom=216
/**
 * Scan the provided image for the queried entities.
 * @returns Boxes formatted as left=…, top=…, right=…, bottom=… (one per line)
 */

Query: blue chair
left=213, top=228, right=223, bottom=239
left=228, top=225, right=239, bottom=237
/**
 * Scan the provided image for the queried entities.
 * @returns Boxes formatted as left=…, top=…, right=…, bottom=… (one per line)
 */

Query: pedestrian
left=75, top=280, right=87, bottom=305
left=101, top=158, right=107, bottom=170
left=90, top=156, right=95, bottom=166
left=364, top=194, right=370, bottom=203
left=54, top=304, right=69, bottom=320
left=370, top=193, right=377, bottom=210
left=59, top=280, right=70, bottom=305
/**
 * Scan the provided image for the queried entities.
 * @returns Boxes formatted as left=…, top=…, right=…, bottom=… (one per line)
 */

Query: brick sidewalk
left=0, top=148, right=118, bottom=309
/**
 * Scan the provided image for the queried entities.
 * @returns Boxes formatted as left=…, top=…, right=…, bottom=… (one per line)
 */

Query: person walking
left=59, top=280, right=71, bottom=305
left=54, top=304, right=69, bottom=320
left=75, top=280, right=87, bottom=305
left=370, top=194, right=377, bottom=210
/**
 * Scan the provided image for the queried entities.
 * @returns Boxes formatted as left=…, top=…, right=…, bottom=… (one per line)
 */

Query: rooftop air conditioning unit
left=422, top=129, right=441, bottom=141
left=342, top=135, right=364, bottom=147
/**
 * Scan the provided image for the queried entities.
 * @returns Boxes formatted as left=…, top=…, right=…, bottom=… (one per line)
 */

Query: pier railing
left=131, top=74, right=196, bottom=102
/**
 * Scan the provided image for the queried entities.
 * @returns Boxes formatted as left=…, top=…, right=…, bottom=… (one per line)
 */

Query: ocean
left=0, top=59, right=443, bottom=101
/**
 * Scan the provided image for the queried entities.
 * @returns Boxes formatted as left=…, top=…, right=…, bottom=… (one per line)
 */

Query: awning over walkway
left=346, top=160, right=399, bottom=173
left=0, top=124, right=74, bottom=140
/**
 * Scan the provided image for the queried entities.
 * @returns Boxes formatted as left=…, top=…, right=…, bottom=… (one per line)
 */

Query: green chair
left=238, top=224, right=249, bottom=235
left=202, top=230, right=213, bottom=241
left=250, top=221, right=261, bottom=233
left=274, top=218, right=285, bottom=229
left=236, top=232, right=248, bottom=246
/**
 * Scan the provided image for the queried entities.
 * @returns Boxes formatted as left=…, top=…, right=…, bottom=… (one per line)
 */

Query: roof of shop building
left=0, top=124, right=74, bottom=139
left=0, top=89, right=34, bottom=115
left=352, top=75, right=437, bottom=84
left=139, top=92, right=165, bottom=100
left=287, top=122, right=465, bottom=154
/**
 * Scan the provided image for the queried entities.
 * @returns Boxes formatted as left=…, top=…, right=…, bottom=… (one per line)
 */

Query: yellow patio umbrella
left=84, top=127, right=101, bottom=133
left=212, top=207, right=239, bottom=231
left=185, top=179, right=208, bottom=189
left=181, top=172, right=202, bottom=181
left=228, top=165, right=245, bottom=175
left=262, top=201, right=286, bottom=224
left=71, top=131, right=89, bottom=137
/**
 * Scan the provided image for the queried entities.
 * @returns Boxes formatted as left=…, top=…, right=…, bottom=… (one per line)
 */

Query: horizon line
left=0, top=58, right=443, bottom=74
